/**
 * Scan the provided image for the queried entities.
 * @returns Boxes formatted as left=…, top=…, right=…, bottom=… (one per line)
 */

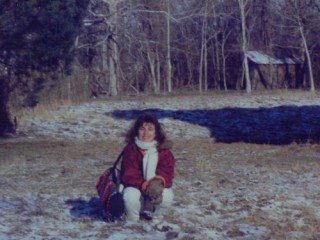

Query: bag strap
left=112, top=150, right=124, bottom=169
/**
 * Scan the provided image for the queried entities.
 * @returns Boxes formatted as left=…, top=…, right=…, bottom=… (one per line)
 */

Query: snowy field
left=1, top=92, right=320, bottom=239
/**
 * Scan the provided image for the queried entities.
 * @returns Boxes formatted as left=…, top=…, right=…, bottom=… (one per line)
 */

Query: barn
left=246, top=51, right=303, bottom=90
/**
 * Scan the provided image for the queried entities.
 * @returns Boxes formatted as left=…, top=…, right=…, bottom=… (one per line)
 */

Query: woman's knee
left=161, top=188, right=174, bottom=207
left=123, top=187, right=141, bottom=204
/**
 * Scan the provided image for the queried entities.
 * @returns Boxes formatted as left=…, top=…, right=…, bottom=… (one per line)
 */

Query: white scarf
left=135, top=137, right=158, bottom=181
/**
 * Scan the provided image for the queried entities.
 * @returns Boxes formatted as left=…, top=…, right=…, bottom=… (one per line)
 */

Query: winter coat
left=120, top=143, right=175, bottom=191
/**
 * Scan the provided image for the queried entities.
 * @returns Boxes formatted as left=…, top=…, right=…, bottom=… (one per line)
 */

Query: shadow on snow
left=65, top=197, right=105, bottom=221
left=65, top=198, right=123, bottom=222
left=106, top=105, right=320, bottom=145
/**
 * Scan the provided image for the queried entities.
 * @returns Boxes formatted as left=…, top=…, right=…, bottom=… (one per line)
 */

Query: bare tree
left=166, top=0, right=173, bottom=92
left=117, top=0, right=175, bottom=93
left=103, top=0, right=121, bottom=96
left=238, top=0, right=251, bottom=93
left=81, top=0, right=123, bottom=96
left=279, top=0, right=319, bottom=93
left=198, top=0, right=209, bottom=92
left=211, top=1, right=236, bottom=91
left=79, top=0, right=319, bottom=95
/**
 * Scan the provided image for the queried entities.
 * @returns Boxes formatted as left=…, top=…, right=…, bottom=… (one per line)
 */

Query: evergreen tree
left=0, top=0, right=89, bottom=136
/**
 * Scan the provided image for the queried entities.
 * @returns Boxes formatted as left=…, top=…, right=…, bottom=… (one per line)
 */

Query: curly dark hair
left=125, top=113, right=167, bottom=147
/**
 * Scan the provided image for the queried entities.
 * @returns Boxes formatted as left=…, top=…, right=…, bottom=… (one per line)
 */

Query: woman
left=120, top=113, right=175, bottom=222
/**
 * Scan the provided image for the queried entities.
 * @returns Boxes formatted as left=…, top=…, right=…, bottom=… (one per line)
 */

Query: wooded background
left=1, top=0, right=320, bottom=135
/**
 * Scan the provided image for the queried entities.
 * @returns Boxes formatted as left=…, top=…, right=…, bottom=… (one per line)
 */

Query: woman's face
left=138, top=122, right=156, bottom=142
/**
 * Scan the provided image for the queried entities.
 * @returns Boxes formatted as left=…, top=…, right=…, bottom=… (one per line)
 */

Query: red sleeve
left=120, top=144, right=144, bottom=189
left=156, top=149, right=175, bottom=188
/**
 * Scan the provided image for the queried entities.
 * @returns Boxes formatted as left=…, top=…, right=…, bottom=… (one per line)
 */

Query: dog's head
left=146, top=178, right=164, bottom=205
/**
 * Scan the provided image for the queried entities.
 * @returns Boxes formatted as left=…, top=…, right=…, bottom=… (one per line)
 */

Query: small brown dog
left=145, top=178, right=164, bottom=205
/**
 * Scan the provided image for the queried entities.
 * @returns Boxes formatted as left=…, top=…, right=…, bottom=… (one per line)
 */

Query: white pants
left=123, top=187, right=174, bottom=221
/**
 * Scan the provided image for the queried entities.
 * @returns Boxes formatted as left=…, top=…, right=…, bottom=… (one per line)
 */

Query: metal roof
left=246, top=51, right=301, bottom=65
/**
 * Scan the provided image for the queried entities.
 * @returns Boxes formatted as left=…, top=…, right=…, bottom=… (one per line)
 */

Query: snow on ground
left=19, top=94, right=320, bottom=143
left=1, top=93, right=320, bottom=239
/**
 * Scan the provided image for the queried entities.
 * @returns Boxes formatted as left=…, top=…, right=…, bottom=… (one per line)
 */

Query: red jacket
left=120, top=143, right=175, bottom=190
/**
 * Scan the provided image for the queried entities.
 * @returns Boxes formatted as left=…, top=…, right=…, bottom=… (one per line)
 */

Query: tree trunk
left=105, top=0, right=120, bottom=96
left=147, top=45, right=158, bottom=93
left=212, top=5, right=221, bottom=90
left=198, top=1, right=208, bottom=93
left=108, top=42, right=118, bottom=95
left=238, top=0, right=251, bottom=93
left=222, top=41, right=228, bottom=91
left=0, top=69, right=13, bottom=136
left=204, top=0, right=208, bottom=91
left=214, top=45, right=221, bottom=89
left=166, top=0, right=172, bottom=92
left=199, top=42, right=204, bottom=92
left=0, top=79, right=9, bottom=136
left=298, top=20, right=315, bottom=93
left=101, top=43, right=108, bottom=91
left=156, top=50, right=161, bottom=92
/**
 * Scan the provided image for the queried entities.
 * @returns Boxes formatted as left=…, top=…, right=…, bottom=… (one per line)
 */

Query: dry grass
left=13, top=89, right=320, bottom=126
left=1, top=137, right=320, bottom=239
left=11, top=99, right=74, bottom=125
left=172, top=140, right=320, bottom=239
left=2, top=90, right=320, bottom=239
left=1, top=139, right=118, bottom=164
